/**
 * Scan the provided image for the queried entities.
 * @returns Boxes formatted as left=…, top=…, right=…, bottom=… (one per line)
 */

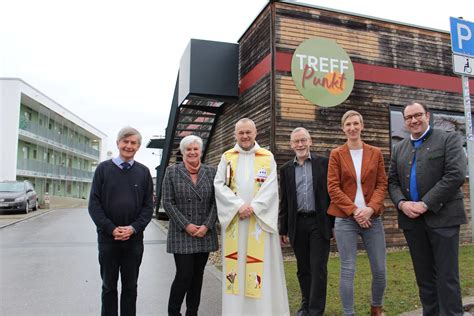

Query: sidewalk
left=0, top=207, right=54, bottom=228
left=0, top=196, right=88, bottom=228
left=400, top=297, right=474, bottom=316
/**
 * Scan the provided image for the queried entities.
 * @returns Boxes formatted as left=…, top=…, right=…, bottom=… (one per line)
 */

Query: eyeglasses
left=404, top=112, right=425, bottom=122
left=291, top=138, right=309, bottom=145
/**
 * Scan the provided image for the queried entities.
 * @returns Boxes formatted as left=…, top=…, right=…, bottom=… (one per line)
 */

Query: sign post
left=450, top=17, right=474, bottom=240
left=44, top=193, right=50, bottom=209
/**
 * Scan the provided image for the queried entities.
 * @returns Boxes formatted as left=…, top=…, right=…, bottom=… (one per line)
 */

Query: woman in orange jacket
left=327, top=110, right=387, bottom=316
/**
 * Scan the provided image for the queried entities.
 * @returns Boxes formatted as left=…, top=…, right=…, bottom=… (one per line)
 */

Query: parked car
left=0, top=180, right=38, bottom=214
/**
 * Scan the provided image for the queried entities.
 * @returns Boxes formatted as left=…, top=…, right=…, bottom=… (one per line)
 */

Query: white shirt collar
left=234, top=141, right=260, bottom=154
left=410, top=125, right=431, bottom=141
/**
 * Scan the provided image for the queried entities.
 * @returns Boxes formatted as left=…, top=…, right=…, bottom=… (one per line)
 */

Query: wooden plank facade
left=204, top=1, right=473, bottom=246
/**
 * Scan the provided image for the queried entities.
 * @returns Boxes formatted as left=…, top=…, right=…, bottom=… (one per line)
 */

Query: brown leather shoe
left=370, top=305, right=385, bottom=316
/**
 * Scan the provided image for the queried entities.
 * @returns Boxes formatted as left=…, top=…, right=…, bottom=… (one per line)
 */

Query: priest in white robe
left=214, top=118, right=289, bottom=316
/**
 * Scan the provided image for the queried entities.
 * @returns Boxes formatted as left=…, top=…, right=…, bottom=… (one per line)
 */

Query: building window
left=390, top=108, right=410, bottom=148
left=390, top=107, right=467, bottom=152
left=432, top=113, right=465, bottom=140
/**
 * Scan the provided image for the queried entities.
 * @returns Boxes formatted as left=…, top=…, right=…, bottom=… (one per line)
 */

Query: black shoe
left=296, top=308, right=309, bottom=316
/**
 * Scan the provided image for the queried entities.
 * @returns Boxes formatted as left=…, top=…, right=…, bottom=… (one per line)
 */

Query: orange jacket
left=327, top=143, right=387, bottom=218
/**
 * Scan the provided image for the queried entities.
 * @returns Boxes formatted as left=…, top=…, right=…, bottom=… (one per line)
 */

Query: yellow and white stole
left=223, top=147, right=272, bottom=298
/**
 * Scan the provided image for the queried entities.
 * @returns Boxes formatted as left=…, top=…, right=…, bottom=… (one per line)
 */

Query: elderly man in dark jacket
left=279, top=127, right=333, bottom=316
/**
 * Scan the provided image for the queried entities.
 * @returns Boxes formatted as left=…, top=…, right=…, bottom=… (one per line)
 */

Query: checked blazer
left=162, top=163, right=218, bottom=254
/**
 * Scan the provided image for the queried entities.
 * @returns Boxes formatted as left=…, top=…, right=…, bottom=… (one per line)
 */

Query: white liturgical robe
left=214, top=142, right=289, bottom=316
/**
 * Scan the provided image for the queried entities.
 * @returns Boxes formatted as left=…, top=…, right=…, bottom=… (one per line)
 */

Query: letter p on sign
left=450, top=17, right=474, bottom=57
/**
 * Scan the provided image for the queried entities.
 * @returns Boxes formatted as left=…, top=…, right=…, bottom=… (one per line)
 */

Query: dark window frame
left=389, top=105, right=469, bottom=151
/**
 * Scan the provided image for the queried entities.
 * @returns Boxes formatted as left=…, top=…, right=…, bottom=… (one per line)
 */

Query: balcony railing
left=17, top=159, right=94, bottom=181
left=19, top=120, right=100, bottom=158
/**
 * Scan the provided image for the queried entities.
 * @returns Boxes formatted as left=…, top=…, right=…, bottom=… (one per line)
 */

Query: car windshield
left=0, top=182, right=25, bottom=192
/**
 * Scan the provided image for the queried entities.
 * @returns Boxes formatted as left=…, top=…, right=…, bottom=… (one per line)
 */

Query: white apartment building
left=0, top=78, right=107, bottom=203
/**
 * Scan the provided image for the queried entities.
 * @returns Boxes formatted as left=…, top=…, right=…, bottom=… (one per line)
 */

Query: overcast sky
left=1, top=0, right=472, bottom=173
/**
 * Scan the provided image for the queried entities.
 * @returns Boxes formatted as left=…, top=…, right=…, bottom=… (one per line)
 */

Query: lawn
left=284, top=244, right=474, bottom=315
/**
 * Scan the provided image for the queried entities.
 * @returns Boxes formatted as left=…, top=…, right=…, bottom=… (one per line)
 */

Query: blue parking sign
left=450, top=17, right=474, bottom=57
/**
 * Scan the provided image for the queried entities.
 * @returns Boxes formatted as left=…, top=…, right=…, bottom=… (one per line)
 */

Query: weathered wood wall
left=204, top=2, right=472, bottom=246
left=273, top=2, right=471, bottom=245
left=205, top=7, right=273, bottom=166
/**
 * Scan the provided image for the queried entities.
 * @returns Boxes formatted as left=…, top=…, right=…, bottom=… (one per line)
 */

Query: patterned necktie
left=121, top=162, right=131, bottom=170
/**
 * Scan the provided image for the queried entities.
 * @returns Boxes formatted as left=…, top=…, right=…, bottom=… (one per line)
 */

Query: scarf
left=183, top=159, right=200, bottom=184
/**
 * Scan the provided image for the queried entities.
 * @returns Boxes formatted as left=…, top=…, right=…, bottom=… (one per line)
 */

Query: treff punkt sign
left=291, top=37, right=355, bottom=107
left=450, top=16, right=474, bottom=240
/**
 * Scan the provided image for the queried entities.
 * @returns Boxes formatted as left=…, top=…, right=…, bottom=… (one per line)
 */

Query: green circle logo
left=291, top=37, right=354, bottom=107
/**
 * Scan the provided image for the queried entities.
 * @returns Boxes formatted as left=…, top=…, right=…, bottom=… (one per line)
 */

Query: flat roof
left=238, top=0, right=448, bottom=43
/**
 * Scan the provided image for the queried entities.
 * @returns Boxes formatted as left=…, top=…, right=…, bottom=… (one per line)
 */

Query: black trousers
left=403, top=219, right=463, bottom=316
left=98, top=241, right=144, bottom=316
left=293, top=214, right=330, bottom=316
left=168, top=252, right=210, bottom=316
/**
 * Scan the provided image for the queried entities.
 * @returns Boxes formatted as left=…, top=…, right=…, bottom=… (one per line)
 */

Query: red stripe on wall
left=352, top=62, right=474, bottom=94
left=239, top=54, right=272, bottom=94
left=276, top=51, right=292, bottom=72
left=239, top=51, right=474, bottom=95
left=274, top=51, right=474, bottom=95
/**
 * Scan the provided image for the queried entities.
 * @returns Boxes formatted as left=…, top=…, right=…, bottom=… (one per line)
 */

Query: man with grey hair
left=89, top=126, right=153, bottom=316
left=279, top=127, right=333, bottom=316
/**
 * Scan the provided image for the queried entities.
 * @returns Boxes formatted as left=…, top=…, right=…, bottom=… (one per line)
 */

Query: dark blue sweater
left=88, top=159, right=154, bottom=243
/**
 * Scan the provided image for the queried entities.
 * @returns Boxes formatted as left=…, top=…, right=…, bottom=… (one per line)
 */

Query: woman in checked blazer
left=162, top=135, right=218, bottom=316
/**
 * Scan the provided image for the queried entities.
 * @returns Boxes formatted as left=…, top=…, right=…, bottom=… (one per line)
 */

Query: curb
left=399, top=296, right=474, bottom=315
left=0, top=208, right=56, bottom=229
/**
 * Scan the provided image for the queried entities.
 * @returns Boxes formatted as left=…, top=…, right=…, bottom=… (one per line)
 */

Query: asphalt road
left=0, top=208, right=222, bottom=316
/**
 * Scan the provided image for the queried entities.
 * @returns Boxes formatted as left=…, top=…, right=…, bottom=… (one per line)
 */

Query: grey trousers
left=334, top=217, right=387, bottom=316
